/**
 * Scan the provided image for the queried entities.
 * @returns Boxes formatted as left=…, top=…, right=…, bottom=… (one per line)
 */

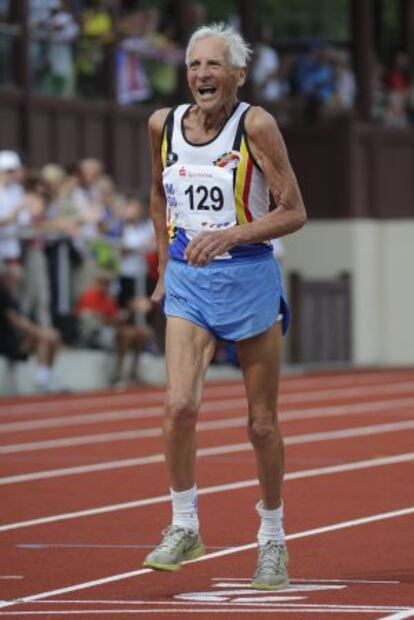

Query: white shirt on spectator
left=120, top=220, right=154, bottom=278
left=0, top=183, right=26, bottom=261
left=252, top=44, right=282, bottom=101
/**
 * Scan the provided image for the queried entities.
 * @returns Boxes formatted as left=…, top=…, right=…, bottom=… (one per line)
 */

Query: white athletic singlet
left=161, top=102, right=273, bottom=261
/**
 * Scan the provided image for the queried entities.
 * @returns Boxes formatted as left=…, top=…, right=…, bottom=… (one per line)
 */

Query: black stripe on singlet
left=232, top=107, right=249, bottom=190
left=163, top=107, right=176, bottom=167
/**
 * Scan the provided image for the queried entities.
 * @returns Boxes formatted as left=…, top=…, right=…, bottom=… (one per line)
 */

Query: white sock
left=35, top=365, right=51, bottom=386
left=256, top=500, right=285, bottom=546
left=171, top=486, right=199, bottom=533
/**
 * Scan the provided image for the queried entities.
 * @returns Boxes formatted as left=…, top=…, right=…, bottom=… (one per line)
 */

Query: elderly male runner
left=143, top=23, right=306, bottom=590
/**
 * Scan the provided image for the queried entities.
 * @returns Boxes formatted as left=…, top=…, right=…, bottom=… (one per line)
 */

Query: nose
left=197, top=62, right=212, bottom=80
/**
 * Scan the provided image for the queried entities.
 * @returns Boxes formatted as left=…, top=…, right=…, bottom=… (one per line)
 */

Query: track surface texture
left=0, top=367, right=413, bottom=619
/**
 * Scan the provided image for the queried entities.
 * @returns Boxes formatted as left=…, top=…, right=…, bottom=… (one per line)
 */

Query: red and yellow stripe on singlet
left=161, top=129, right=168, bottom=169
left=161, top=126, right=177, bottom=242
left=233, top=136, right=253, bottom=225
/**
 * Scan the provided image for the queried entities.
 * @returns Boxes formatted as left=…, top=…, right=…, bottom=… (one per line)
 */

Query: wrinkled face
left=187, top=36, right=246, bottom=112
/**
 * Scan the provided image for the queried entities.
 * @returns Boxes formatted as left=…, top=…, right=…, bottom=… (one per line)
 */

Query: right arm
left=148, top=107, right=170, bottom=304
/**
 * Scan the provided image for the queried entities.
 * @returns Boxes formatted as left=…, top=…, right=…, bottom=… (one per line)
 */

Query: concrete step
left=0, top=349, right=243, bottom=396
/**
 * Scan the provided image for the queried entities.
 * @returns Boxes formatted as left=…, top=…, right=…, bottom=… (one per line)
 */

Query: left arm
left=185, top=106, right=306, bottom=266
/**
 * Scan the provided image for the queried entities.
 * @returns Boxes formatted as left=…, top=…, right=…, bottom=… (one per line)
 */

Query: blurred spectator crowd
left=0, top=148, right=163, bottom=391
left=0, top=1, right=413, bottom=124
left=28, top=0, right=184, bottom=103
left=252, top=33, right=414, bottom=126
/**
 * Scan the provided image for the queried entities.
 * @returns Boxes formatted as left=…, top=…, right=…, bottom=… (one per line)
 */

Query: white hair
left=186, top=23, right=253, bottom=69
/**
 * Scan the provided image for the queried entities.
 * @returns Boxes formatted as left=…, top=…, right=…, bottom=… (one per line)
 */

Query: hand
left=151, top=276, right=165, bottom=304
left=184, top=230, right=233, bottom=266
left=131, top=297, right=153, bottom=314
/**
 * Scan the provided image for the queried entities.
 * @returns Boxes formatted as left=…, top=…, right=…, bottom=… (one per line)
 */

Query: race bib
left=162, top=163, right=237, bottom=235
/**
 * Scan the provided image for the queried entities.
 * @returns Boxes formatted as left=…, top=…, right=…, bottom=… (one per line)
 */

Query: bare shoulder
left=148, top=107, right=171, bottom=134
left=244, top=106, right=287, bottom=170
left=245, top=105, right=282, bottom=141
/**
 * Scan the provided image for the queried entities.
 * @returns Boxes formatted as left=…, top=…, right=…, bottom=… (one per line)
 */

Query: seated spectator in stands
left=76, top=270, right=152, bottom=386
left=0, top=151, right=27, bottom=265
left=0, top=262, right=64, bottom=393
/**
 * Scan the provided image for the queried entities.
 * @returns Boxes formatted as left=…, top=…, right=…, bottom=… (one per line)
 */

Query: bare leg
left=36, top=329, right=60, bottom=368
left=129, top=327, right=148, bottom=380
left=236, top=322, right=284, bottom=509
left=164, top=317, right=216, bottom=491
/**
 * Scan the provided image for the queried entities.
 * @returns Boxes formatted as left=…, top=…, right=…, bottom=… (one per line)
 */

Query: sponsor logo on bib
left=213, top=151, right=241, bottom=170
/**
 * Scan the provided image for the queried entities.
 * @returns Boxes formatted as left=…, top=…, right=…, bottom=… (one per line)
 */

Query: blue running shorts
left=164, top=255, right=290, bottom=341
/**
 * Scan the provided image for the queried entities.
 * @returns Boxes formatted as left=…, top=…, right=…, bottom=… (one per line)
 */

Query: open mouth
left=198, top=86, right=217, bottom=97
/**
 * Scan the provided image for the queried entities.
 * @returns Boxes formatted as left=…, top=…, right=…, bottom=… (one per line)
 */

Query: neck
left=195, top=99, right=237, bottom=132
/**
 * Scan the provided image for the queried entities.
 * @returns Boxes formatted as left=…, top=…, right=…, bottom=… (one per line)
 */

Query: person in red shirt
left=76, top=270, right=152, bottom=385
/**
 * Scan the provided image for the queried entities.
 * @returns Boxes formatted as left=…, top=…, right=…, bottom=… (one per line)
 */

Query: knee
left=165, top=395, right=198, bottom=434
left=247, top=411, right=282, bottom=447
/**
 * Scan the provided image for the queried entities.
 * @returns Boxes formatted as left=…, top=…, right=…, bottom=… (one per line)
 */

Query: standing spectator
left=118, top=196, right=155, bottom=307
left=115, top=10, right=152, bottom=105
left=0, top=262, right=64, bottom=392
left=41, top=0, right=79, bottom=97
left=384, top=50, right=410, bottom=93
left=142, top=8, right=183, bottom=101
left=252, top=26, right=283, bottom=102
left=96, top=175, right=124, bottom=240
left=0, top=151, right=26, bottom=265
left=72, top=157, right=104, bottom=240
left=331, top=49, right=357, bottom=113
left=292, top=42, right=336, bottom=121
left=71, top=157, right=105, bottom=293
left=20, top=175, right=53, bottom=328
left=76, top=0, right=113, bottom=98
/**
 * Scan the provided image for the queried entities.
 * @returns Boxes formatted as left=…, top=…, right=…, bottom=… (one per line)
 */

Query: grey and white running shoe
left=143, top=525, right=205, bottom=572
left=251, top=541, right=289, bottom=590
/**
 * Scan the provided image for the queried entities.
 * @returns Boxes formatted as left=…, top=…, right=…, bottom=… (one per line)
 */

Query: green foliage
left=198, top=0, right=238, bottom=23
left=261, top=0, right=349, bottom=42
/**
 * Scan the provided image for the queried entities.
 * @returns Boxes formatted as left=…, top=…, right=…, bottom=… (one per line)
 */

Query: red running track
left=0, top=367, right=413, bottom=618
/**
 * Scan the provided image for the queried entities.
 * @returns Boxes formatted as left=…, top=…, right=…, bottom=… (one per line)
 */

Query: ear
left=237, top=67, right=247, bottom=87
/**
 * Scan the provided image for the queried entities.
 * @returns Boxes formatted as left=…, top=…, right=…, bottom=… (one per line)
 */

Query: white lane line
left=212, top=578, right=400, bottom=584
left=1, top=452, right=413, bottom=532
left=0, top=576, right=23, bottom=580
left=2, top=397, right=414, bottom=454
left=0, top=506, right=412, bottom=611
left=2, top=420, right=414, bottom=487
left=2, top=387, right=414, bottom=437
left=1, top=380, right=414, bottom=429
left=1, top=370, right=411, bottom=417
left=0, top=606, right=412, bottom=615
left=380, top=612, right=414, bottom=620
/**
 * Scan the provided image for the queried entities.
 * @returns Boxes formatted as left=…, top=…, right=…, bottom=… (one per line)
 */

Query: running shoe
left=143, top=525, right=205, bottom=572
left=251, top=541, right=289, bottom=590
